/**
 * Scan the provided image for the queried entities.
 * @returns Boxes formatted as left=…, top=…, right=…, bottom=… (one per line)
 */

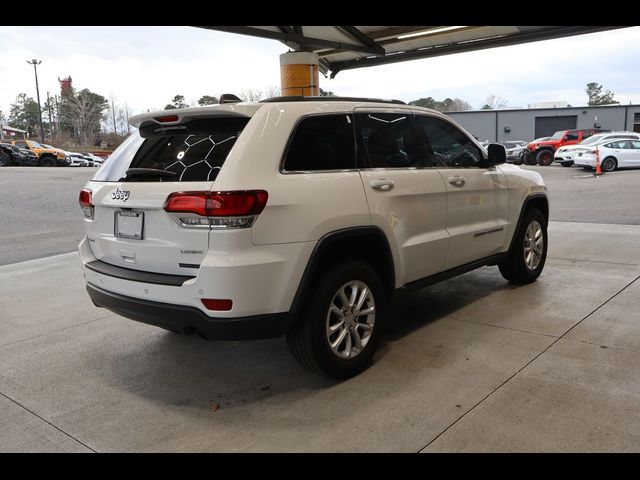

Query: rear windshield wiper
left=123, top=168, right=178, bottom=180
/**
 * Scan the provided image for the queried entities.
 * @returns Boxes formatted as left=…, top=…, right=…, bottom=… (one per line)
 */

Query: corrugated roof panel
left=196, top=26, right=629, bottom=77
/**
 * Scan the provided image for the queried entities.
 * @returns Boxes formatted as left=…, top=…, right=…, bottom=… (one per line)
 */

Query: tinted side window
left=415, top=115, right=482, bottom=167
left=357, top=112, right=424, bottom=168
left=284, top=114, right=355, bottom=171
left=16, top=142, right=27, bottom=148
left=566, top=132, right=579, bottom=140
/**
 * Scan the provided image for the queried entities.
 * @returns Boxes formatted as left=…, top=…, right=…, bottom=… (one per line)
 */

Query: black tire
left=0, top=151, right=10, bottom=167
left=40, top=156, right=57, bottom=167
left=523, top=152, right=537, bottom=165
left=287, top=261, right=387, bottom=379
left=499, top=208, right=548, bottom=284
left=561, top=160, right=574, bottom=167
left=601, top=156, right=617, bottom=172
left=536, top=149, right=554, bottom=166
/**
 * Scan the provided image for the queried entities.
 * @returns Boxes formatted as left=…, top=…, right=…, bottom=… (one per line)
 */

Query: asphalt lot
left=2, top=164, right=640, bottom=452
left=0, top=167, right=95, bottom=266
left=1, top=164, right=640, bottom=266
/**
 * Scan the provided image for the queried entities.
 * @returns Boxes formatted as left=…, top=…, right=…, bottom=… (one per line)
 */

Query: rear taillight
left=164, top=190, right=268, bottom=229
left=201, top=298, right=233, bottom=311
left=79, top=188, right=93, bottom=219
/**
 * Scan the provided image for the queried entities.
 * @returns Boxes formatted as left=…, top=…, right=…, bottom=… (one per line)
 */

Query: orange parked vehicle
left=9, top=139, right=70, bottom=167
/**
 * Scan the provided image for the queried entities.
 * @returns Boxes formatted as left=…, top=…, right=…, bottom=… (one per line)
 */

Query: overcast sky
left=1, top=26, right=640, bottom=117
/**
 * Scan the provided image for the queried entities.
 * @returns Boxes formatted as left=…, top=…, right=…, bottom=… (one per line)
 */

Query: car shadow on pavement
left=86, top=267, right=519, bottom=413
left=381, top=267, right=512, bottom=342
left=86, top=327, right=336, bottom=413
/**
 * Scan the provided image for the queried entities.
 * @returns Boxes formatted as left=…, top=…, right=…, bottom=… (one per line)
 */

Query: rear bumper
left=574, top=155, right=596, bottom=167
left=87, top=283, right=289, bottom=340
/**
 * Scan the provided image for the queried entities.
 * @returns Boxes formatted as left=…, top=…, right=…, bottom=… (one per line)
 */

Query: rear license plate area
left=114, top=210, right=144, bottom=240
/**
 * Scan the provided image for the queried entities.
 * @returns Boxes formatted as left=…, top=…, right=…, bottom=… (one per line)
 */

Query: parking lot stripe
left=0, top=391, right=96, bottom=453
left=418, top=272, right=640, bottom=453
left=0, top=314, right=115, bottom=350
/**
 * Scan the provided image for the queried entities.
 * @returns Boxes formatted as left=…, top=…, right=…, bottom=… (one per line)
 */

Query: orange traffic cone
left=594, top=146, right=602, bottom=176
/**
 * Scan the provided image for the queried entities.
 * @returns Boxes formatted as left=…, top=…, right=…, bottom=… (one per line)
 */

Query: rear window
left=92, top=117, right=249, bottom=182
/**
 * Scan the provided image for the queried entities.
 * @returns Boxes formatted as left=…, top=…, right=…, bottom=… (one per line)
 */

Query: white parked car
left=81, top=152, right=105, bottom=166
left=66, top=151, right=89, bottom=167
left=78, top=96, right=549, bottom=378
left=554, top=132, right=640, bottom=167
left=574, top=139, right=640, bottom=172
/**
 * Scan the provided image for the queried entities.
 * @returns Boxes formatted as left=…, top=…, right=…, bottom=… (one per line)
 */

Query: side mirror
left=484, top=143, right=506, bottom=167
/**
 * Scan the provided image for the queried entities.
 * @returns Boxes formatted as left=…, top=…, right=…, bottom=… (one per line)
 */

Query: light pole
left=27, top=59, right=45, bottom=144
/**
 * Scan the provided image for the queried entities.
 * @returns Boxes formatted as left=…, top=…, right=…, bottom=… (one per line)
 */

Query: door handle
left=370, top=179, right=394, bottom=191
left=448, top=176, right=466, bottom=187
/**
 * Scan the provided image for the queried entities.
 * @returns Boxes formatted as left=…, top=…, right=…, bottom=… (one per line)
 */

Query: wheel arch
left=286, top=226, right=395, bottom=330
left=602, top=156, right=618, bottom=171
left=536, top=146, right=555, bottom=153
left=38, top=154, right=57, bottom=166
left=508, top=193, right=549, bottom=254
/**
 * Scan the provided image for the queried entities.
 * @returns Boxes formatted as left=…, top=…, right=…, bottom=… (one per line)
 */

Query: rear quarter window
left=283, top=114, right=355, bottom=171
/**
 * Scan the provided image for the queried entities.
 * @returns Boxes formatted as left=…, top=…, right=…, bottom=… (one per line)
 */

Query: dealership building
left=445, top=103, right=640, bottom=143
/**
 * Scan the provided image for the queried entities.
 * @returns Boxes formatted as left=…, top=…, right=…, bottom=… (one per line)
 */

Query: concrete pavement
left=1, top=221, right=639, bottom=452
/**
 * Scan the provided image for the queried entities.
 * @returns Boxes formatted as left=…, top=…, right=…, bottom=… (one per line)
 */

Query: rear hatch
left=84, top=112, right=251, bottom=276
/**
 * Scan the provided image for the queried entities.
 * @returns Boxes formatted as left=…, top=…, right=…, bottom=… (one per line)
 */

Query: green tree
left=446, top=98, right=472, bottom=112
left=42, top=96, right=57, bottom=137
left=165, top=94, right=188, bottom=109
left=586, top=82, right=618, bottom=106
left=409, top=97, right=438, bottom=109
left=409, top=96, right=471, bottom=112
left=197, top=95, right=218, bottom=106
left=8, top=93, right=41, bottom=135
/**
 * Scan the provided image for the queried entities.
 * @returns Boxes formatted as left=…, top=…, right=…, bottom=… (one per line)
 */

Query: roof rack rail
left=260, top=95, right=406, bottom=105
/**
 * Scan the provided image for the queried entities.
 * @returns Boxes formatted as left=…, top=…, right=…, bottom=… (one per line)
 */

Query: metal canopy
left=197, top=26, right=628, bottom=78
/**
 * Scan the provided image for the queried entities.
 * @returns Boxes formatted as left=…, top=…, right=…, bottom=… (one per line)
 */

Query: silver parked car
left=502, top=141, right=528, bottom=164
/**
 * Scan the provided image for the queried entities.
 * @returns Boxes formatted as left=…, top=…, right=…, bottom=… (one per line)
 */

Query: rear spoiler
left=129, top=103, right=262, bottom=129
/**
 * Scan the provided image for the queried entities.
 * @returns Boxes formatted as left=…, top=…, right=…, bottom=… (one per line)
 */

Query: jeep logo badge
left=111, top=188, right=130, bottom=202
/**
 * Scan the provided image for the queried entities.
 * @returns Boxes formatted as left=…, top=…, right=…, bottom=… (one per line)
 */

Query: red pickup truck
left=525, top=128, right=608, bottom=166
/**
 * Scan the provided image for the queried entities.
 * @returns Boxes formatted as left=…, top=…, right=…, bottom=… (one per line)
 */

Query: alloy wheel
left=524, top=220, right=544, bottom=270
left=325, top=280, right=376, bottom=359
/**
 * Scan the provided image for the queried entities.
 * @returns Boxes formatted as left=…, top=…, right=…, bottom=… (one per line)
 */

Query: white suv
left=79, top=96, right=549, bottom=378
